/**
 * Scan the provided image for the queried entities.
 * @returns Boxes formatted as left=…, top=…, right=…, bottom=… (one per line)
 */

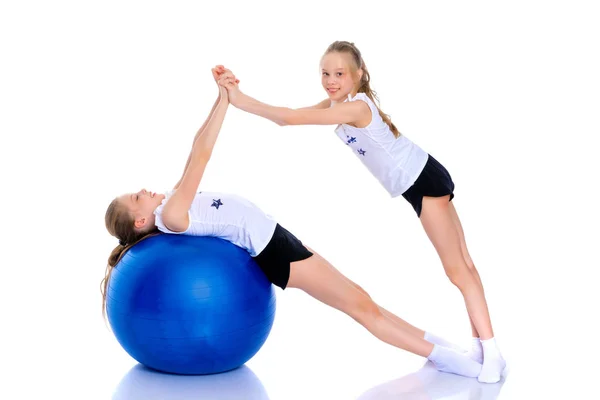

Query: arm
left=174, top=66, right=239, bottom=189
left=173, top=92, right=222, bottom=190
left=161, top=85, right=231, bottom=232
left=228, top=89, right=368, bottom=126
left=296, top=98, right=331, bottom=110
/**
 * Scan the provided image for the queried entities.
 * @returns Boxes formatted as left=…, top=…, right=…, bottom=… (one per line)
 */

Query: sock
left=427, top=344, right=482, bottom=378
left=477, top=337, right=506, bottom=383
left=466, top=337, right=483, bottom=363
left=424, top=331, right=466, bottom=353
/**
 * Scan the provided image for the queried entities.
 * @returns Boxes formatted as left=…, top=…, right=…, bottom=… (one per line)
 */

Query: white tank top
left=334, top=93, right=429, bottom=197
left=153, top=191, right=278, bottom=256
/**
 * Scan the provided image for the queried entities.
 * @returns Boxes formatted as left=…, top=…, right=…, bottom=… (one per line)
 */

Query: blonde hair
left=324, top=41, right=401, bottom=138
left=101, top=197, right=159, bottom=319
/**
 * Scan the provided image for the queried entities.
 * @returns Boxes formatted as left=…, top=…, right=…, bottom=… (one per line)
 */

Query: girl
left=218, top=41, right=506, bottom=384
left=102, top=66, right=482, bottom=378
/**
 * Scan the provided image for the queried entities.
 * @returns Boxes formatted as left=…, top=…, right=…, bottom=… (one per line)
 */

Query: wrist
left=218, top=93, right=230, bottom=108
left=232, top=90, right=246, bottom=107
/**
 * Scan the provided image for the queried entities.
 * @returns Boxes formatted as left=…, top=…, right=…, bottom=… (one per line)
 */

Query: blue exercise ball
left=106, top=234, right=276, bottom=375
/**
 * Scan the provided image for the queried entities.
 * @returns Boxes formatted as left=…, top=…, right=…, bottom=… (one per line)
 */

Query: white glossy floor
left=110, top=362, right=506, bottom=400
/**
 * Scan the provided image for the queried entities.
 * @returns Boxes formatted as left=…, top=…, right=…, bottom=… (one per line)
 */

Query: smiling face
left=320, top=51, right=363, bottom=103
left=117, top=188, right=166, bottom=231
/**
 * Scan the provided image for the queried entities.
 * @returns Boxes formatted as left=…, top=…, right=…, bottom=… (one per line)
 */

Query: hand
left=217, top=75, right=238, bottom=104
left=212, top=65, right=239, bottom=103
left=212, top=65, right=239, bottom=86
left=215, top=68, right=242, bottom=106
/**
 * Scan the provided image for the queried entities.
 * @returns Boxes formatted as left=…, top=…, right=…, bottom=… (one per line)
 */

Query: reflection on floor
left=358, top=361, right=506, bottom=400
left=112, top=359, right=506, bottom=399
left=112, top=364, right=271, bottom=400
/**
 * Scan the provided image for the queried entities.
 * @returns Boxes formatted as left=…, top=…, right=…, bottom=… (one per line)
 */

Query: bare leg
left=447, top=202, right=487, bottom=339
left=304, top=246, right=425, bottom=339
left=287, top=249, right=433, bottom=357
left=420, top=196, right=494, bottom=340
left=286, top=248, right=483, bottom=378
left=445, top=201, right=506, bottom=383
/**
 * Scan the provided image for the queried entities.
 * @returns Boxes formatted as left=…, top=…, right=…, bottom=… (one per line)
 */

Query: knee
left=353, top=283, right=372, bottom=299
left=351, top=297, right=382, bottom=325
left=444, top=263, right=474, bottom=288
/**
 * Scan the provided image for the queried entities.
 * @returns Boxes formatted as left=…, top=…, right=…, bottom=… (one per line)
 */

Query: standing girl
left=218, top=41, right=506, bottom=383
left=102, top=66, right=483, bottom=378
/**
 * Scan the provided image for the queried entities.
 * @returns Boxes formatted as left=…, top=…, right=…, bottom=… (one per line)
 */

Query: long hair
left=102, top=198, right=160, bottom=319
left=324, top=41, right=401, bottom=138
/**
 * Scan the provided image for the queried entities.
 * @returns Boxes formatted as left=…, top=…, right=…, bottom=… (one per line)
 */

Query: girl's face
left=118, top=188, right=165, bottom=230
left=320, top=52, right=362, bottom=103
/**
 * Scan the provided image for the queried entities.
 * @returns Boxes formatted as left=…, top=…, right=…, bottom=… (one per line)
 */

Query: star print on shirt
left=211, top=199, right=223, bottom=209
left=357, top=148, right=366, bottom=156
left=346, top=136, right=357, bottom=144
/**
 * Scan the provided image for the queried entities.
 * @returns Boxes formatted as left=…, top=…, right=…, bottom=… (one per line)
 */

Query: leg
left=448, top=202, right=485, bottom=362
left=287, top=249, right=433, bottom=357
left=421, top=196, right=505, bottom=382
left=286, top=249, right=482, bottom=377
left=419, top=196, right=494, bottom=339
left=304, top=246, right=465, bottom=352
left=447, top=202, right=506, bottom=382
left=303, top=246, right=425, bottom=339
left=448, top=202, right=486, bottom=339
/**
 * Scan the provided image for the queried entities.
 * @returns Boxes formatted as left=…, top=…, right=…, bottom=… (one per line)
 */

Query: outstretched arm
left=220, top=72, right=368, bottom=127
left=174, top=66, right=238, bottom=189
left=173, top=94, right=221, bottom=190
left=296, top=98, right=331, bottom=110
left=161, top=73, right=235, bottom=232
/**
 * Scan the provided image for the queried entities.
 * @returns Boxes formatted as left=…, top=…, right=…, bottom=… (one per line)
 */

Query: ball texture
left=107, top=234, right=276, bottom=374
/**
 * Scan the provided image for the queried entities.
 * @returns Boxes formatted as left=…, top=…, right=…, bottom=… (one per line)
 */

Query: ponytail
left=100, top=233, right=160, bottom=320
left=358, top=67, right=401, bottom=138
left=102, top=197, right=161, bottom=320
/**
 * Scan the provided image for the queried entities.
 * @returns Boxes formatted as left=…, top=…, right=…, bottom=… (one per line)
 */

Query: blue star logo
left=357, top=148, right=366, bottom=156
left=347, top=136, right=357, bottom=144
left=211, top=199, right=223, bottom=209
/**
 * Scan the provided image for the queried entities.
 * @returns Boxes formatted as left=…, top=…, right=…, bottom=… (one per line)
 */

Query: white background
left=1, top=0, right=599, bottom=398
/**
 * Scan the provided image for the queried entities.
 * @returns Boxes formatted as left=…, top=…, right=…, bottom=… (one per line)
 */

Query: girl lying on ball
left=102, top=66, right=481, bottom=378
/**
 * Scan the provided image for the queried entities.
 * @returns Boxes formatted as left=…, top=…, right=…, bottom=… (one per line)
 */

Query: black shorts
left=402, top=154, right=455, bottom=217
left=252, top=224, right=313, bottom=290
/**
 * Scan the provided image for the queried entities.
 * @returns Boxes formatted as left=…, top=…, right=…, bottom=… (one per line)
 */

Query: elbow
left=199, top=149, right=212, bottom=161
left=192, top=143, right=212, bottom=161
left=280, top=109, right=299, bottom=126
